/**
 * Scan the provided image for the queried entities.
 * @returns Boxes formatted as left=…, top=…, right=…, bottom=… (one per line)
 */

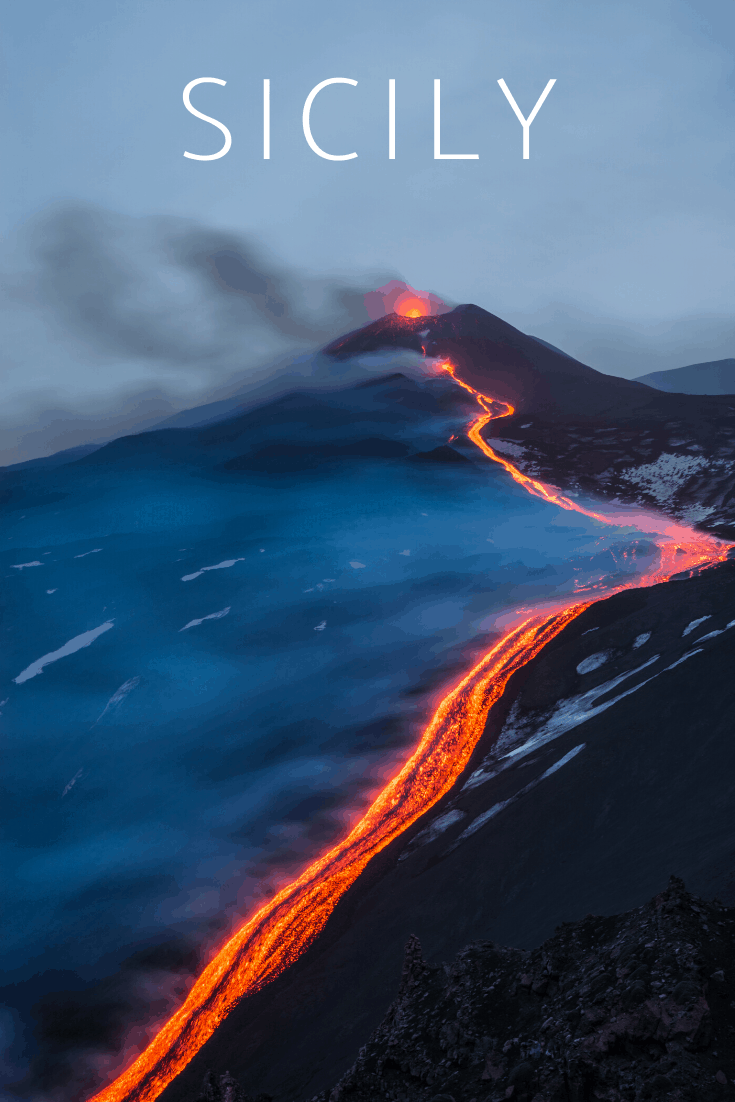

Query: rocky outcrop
left=305, top=877, right=735, bottom=1102
left=190, top=880, right=735, bottom=1101
left=195, top=1069, right=273, bottom=1102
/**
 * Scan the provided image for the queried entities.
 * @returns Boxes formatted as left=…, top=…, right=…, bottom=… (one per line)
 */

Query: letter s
left=183, top=78, right=232, bottom=160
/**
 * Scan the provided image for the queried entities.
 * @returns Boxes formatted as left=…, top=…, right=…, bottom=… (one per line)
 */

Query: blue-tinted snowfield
left=1, top=361, right=650, bottom=1079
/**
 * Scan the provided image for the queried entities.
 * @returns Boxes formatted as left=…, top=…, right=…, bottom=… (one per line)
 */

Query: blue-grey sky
left=2, top=0, right=735, bottom=462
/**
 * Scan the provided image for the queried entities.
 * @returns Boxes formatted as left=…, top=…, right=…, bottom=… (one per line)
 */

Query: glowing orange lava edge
left=89, top=361, right=730, bottom=1102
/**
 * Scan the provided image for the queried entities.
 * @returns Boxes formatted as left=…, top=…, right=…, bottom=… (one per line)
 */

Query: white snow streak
left=93, top=676, right=142, bottom=723
left=501, top=655, right=660, bottom=765
left=74, top=548, right=103, bottom=559
left=62, top=769, right=84, bottom=797
left=14, top=621, right=115, bottom=684
left=457, top=801, right=510, bottom=840
left=682, top=616, right=711, bottom=637
left=180, top=607, right=231, bottom=631
left=181, top=558, right=244, bottom=582
left=11, top=561, right=42, bottom=570
left=458, top=744, right=587, bottom=842
left=538, top=743, right=586, bottom=779
left=633, top=632, right=651, bottom=649
left=664, top=648, right=704, bottom=670
left=399, top=809, right=467, bottom=858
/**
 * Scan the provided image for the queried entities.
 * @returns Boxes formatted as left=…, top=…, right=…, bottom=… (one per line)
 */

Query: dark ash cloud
left=0, top=205, right=397, bottom=464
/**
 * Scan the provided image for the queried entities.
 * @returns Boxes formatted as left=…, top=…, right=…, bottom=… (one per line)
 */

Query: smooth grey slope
left=635, top=358, right=735, bottom=395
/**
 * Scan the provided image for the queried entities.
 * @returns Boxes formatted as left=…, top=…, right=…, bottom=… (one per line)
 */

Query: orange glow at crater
left=364, top=280, right=445, bottom=320
left=89, top=357, right=731, bottom=1102
left=394, top=293, right=429, bottom=318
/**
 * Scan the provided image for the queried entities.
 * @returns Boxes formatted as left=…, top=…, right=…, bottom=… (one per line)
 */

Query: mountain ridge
left=635, top=358, right=735, bottom=396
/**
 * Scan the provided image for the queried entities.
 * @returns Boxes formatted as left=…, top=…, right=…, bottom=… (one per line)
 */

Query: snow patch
left=180, top=607, right=231, bottom=631
left=399, top=809, right=466, bottom=858
left=633, top=632, right=651, bottom=649
left=14, top=620, right=115, bottom=684
left=461, top=655, right=662, bottom=792
left=11, top=561, right=42, bottom=570
left=491, top=440, right=528, bottom=458
left=74, top=548, right=103, bottom=559
left=683, top=616, right=711, bottom=636
left=621, top=453, right=733, bottom=508
left=181, top=558, right=244, bottom=582
left=349, top=561, right=366, bottom=569
left=500, top=656, right=660, bottom=764
left=577, top=651, right=612, bottom=675
left=313, top=620, right=327, bottom=632
left=678, top=503, right=717, bottom=524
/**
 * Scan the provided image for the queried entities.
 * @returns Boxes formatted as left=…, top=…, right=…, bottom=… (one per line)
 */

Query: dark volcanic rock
left=325, top=305, right=648, bottom=419
left=325, top=307, right=735, bottom=539
left=206, top=879, right=735, bottom=1102
left=322, top=876, right=735, bottom=1102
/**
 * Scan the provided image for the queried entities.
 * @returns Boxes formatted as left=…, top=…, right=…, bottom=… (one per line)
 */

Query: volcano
left=328, top=306, right=735, bottom=540
left=5, top=304, right=735, bottom=1102
left=149, top=309, right=735, bottom=1102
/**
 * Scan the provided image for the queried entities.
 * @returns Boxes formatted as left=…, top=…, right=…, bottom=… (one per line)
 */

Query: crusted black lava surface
left=199, top=878, right=735, bottom=1102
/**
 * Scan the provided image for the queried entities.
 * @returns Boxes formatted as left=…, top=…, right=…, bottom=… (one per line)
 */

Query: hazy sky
left=2, top=0, right=735, bottom=458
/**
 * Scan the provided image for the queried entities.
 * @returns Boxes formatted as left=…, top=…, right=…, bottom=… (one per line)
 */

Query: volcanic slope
left=201, top=876, right=735, bottom=1102
left=162, top=558, right=735, bottom=1102
left=327, top=306, right=735, bottom=538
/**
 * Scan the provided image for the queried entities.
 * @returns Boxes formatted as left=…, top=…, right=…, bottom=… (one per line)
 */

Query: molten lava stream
left=90, top=361, right=730, bottom=1102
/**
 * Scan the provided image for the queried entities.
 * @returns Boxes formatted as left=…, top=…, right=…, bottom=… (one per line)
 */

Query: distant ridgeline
left=635, top=359, right=735, bottom=395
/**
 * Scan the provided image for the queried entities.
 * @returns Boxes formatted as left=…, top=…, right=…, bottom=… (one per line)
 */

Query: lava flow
left=436, top=358, right=729, bottom=587
left=89, top=362, right=730, bottom=1102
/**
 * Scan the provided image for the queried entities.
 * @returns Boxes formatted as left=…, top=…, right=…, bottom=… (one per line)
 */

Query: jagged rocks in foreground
left=195, top=1069, right=273, bottom=1102
left=306, top=877, right=735, bottom=1102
